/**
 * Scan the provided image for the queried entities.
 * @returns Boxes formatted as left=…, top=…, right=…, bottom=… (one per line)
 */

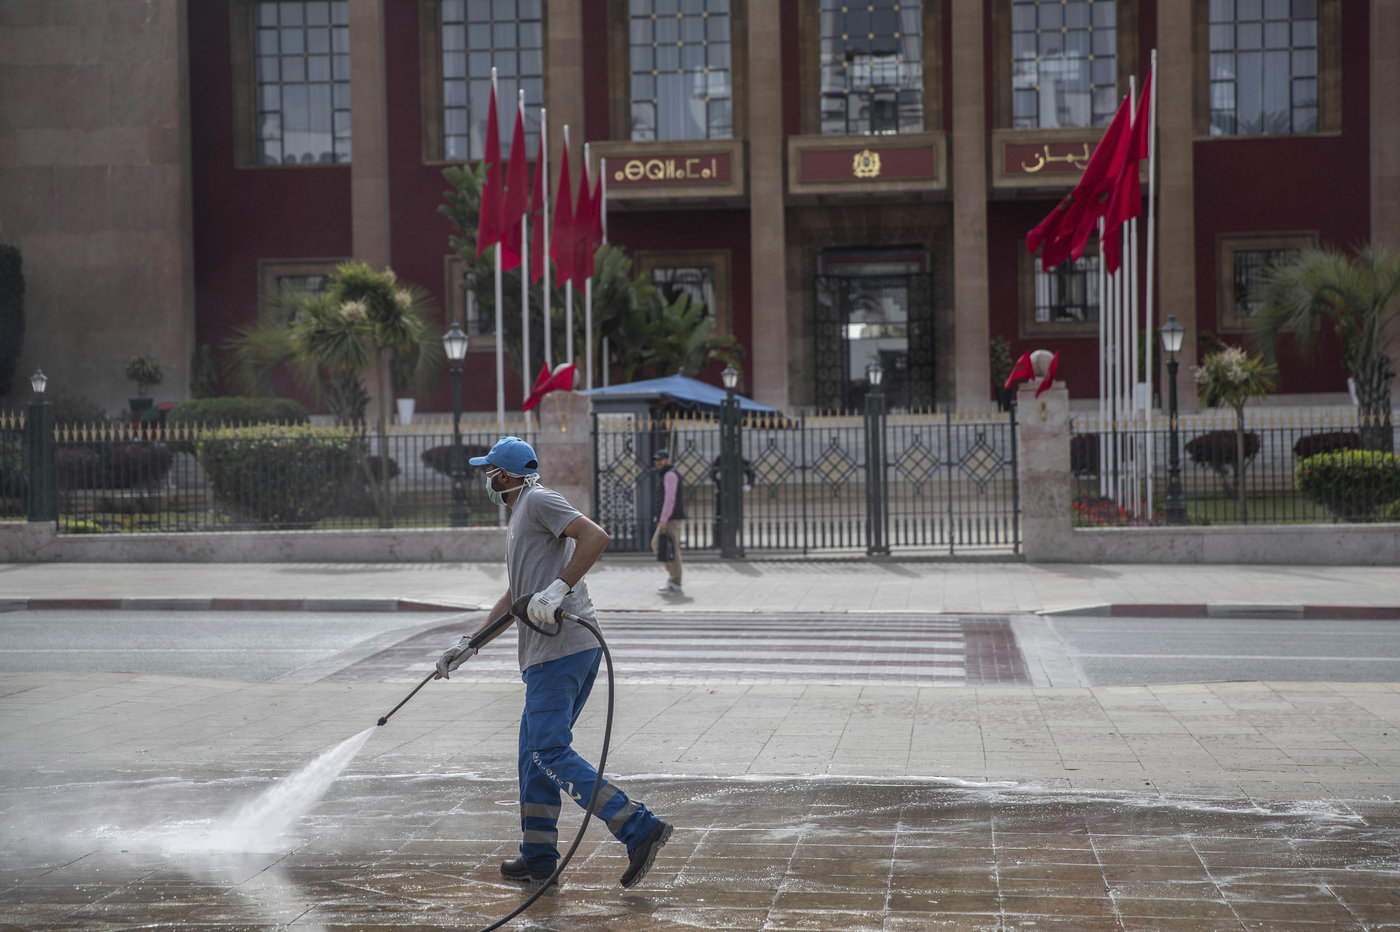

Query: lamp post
left=864, top=361, right=889, bottom=556
left=442, top=323, right=471, bottom=527
left=26, top=369, right=57, bottom=523
left=1159, top=314, right=1187, bottom=525
left=718, top=363, right=744, bottom=558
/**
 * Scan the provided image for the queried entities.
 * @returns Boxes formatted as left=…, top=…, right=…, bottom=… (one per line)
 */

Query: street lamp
left=442, top=322, right=471, bottom=527
left=26, top=369, right=57, bottom=523
left=865, top=361, right=889, bottom=556
left=718, top=363, right=743, bottom=558
left=1159, top=314, right=1187, bottom=525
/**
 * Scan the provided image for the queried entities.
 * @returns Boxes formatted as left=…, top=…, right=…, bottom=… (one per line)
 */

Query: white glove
left=527, top=578, right=572, bottom=626
left=435, top=636, right=477, bottom=679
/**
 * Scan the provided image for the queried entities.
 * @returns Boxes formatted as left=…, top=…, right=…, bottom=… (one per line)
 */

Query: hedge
left=1295, top=449, right=1400, bottom=523
left=1292, top=431, right=1360, bottom=459
left=1184, top=429, right=1260, bottom=472
left=168, top=397, right=310, bottom=427
left=197, top=426, right=357, bottom=528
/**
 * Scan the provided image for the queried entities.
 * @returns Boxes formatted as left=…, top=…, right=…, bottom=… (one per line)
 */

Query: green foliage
left=191, top=344, right=219, bottom=399
left=1294, top=449, right=1400, bottom=523
left=0, top=444, right=26, bottom=501
left=420, top=443, right=491, bottom=477
left=168, top=397, right=310, bottom=427
left=1293, top=431, right=1360, bottom=459
left=0, top=245, right=23, bottom=397
left=1252, top=243, right=1400, bottom=451
left=54, top=442, right=173, bottom=491
left=124, top=355, right=164, bottom=397
left=1194, top=346, right=1276, bottom=410
left=45, top=388, right=109, bottom=423
left=1185, top=429, right=1261, bottom=472
left=989, top=336, right=1013, bottom=385
left=196, top=426, right=358, bottom=528
left=1070, top=433, right=1099, bottom=477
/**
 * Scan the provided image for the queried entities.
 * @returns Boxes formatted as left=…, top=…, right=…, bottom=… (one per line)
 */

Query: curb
left=1039, top=603, right=1400, bottom=620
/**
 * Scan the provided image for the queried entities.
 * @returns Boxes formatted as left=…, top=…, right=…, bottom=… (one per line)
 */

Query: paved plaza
left=1, top=557, right=1398, bottom=929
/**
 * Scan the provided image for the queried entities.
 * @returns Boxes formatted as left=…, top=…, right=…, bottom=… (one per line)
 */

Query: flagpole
left=584, top=142, right=594, bottom=391
left=1144, top=50, right=1159, bottom=518
left=1098, top=217, right=1109, bottom=497
left=1126, top=75, right=1139, bottom=514
left=491, top=70, right=505, bottom=440
left=563, top=124, right=574, bottom=370
left=519, top=89, right=531, bottom=429
left=601, top=156, right=609, bottom=387
left=541, top=108, right=551, bottom=371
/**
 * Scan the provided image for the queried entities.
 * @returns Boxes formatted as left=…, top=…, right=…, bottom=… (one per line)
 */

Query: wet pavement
left=2, top=559, right=1398, bottom=929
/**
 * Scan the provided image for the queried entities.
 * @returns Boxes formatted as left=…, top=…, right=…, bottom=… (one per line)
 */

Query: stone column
left=535, top=391, right=593, bottom=517
left=1157, top=2, right=1197, bottom=407
left=950, top=0, right=990, bottom=407
left=749, top=0, right=788, bottom=409
left=1374, top=0, right=1400, bottom=388
left=1015, top=381, right=1071, bottom=561
left=349, top=0, right=391, bottom=269
left=545, top=0, right=585, bottom=174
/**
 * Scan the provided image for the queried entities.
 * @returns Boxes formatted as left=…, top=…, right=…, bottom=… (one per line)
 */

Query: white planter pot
left=396, top=397, right=415, bottom=425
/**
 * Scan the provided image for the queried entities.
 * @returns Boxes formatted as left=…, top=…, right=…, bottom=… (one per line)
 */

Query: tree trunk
left=370, top=351, right=394, bottom=529
left=1234, top=405, right=1248, bottom=524
left=1354, top=354, right=1396, bottom=452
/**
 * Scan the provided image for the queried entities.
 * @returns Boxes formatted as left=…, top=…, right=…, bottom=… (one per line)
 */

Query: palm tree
left=1194, top=346, right=1276, bottom=523
left=1251, top=244, right=1400, bottom=451
left=228, top=262, right=440, bottom=528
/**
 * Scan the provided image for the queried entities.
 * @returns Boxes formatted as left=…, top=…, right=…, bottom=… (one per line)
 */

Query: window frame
left=230, top=0, right=352, bottom=169
left=420, top=0, right=547, bottom=166
left=1018, top=244, right=1102, bottom=339
left=1214, top=231, right=1317, bottom=333
left=607, top=0, right=748, bottom=142
left=258, top=258, right=348, bottom=318
left=1193, top=0, right=1340, bottom=139
left=634, top=249, right=733, bottom=339
left=798, top=0, right=942, bottom=136
left=992, top=0, right=1140, bottom=131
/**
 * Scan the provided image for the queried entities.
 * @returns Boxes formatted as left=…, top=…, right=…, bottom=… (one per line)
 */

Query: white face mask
left=485, top=468, right=525, bottom=506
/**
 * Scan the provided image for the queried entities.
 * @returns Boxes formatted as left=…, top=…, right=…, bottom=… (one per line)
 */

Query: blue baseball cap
left=469, top=436, right=540, bottom=475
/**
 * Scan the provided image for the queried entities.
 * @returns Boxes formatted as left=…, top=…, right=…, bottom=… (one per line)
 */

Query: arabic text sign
left=1004, top=141, right=1095, bottom=176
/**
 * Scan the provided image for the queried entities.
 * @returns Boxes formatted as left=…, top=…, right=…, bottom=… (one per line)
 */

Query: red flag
left=1102, top=70, right=1153, bottom=273
left=1004, top=352, right=1034, bottom=390
left=522, top=361, right=577, bottom=411
left=549, top=139, right=576, bottom=283
left=498, top=98, right=529, bottom=272
left=1035, top=351, right=1060, bottom=398
left=528, top=130, right=546, bottom=283
left=475, top=82, right=502, bottom=259
left=1026, top=93, right=1133, bottom=271
left=571, top=166, right=598, bottom=291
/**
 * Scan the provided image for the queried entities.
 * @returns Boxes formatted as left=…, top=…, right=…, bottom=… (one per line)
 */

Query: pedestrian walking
left=651, top=449, right=685, bottom=593
left=434, top=435, right=672, bottom=888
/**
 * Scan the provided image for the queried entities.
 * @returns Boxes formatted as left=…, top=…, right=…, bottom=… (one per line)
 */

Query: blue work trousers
left=517, top=648, right=657, bottom=869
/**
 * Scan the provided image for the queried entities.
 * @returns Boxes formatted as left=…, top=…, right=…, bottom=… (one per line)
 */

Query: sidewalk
left=3, top=558, right=1399, bottom=930
left=1, top=555, right=1397, bottom=616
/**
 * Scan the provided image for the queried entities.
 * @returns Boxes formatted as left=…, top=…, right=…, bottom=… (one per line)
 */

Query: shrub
left=0, top=444, right=26, bottom=500
left=0, top=245, right=23, bottom=397
left=1292, top=431, right=1360, bottom=459
left=168, top=397, right=310, bottom=428
left=124, top=355, right=164, bottom=397
left=1295, top=449, right=1400, bottom=523
left=1184, top=429, right=1260, bottom=472
left=421, top=443, right=490, bottom=477
left=1070, top=433, right=1099, bottom=477
left=103, top=442, right=174, bottom=489
left=197, top=426, right=357, bottom=528
left=55, top=446, right=101, bottom=490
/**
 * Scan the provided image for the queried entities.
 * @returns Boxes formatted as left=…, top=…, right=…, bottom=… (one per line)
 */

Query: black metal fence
left=1071, top=409, right=1399, bottom=525
left=0, top=411, right=533, bottom=532
left=593, top=407, right=1020, bottom=556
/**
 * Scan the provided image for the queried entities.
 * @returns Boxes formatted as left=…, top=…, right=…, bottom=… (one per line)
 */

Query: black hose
left=374, top=599, right=615, bottom=931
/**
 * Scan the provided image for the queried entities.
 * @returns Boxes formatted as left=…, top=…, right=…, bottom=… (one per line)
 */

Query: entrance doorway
left=814, top=249, right=934, bottom=411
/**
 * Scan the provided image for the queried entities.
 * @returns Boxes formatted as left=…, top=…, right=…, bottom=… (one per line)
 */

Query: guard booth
left=584, top=375, right=783, bottom=554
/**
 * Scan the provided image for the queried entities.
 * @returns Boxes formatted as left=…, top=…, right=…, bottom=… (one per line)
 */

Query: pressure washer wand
left=375, top=598, right=536, bottom=727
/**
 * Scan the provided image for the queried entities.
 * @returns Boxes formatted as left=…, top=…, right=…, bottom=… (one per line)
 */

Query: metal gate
left=593, top=407, right=1019, bottom=556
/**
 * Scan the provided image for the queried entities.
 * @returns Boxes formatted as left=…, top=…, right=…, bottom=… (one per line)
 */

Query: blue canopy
left=581, top=374, right=783, bottom=415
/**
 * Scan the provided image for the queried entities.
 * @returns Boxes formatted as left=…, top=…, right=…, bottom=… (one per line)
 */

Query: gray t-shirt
left=506, top=483, right=602, bottom=671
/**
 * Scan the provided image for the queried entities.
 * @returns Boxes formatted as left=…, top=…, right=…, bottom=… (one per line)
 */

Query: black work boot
left=500, top=858, right=557, bottom=885
left=619, top=821, right=673, bottom=888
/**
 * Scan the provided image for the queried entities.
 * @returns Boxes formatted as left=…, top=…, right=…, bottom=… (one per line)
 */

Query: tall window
left=441, top=0, right=544, bottom=160
left=1019, top=249, right=1100, bottom=337
left=1208, top=0, right=1317, bottom=136
left=628, top=0, right=733, bottom=141
left=254, top=1, right=351, bottom=165
left=1216, top=233, right=1314, bottom=332
left=651, top=266, right=715, bottom=319
left=819, top=0, right=923, bottom=136
left=1011, top=0, right=1117, bottom=129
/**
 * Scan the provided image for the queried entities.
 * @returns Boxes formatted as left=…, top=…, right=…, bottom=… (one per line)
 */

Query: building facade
left=2, top=1, right=1397, bottom=415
